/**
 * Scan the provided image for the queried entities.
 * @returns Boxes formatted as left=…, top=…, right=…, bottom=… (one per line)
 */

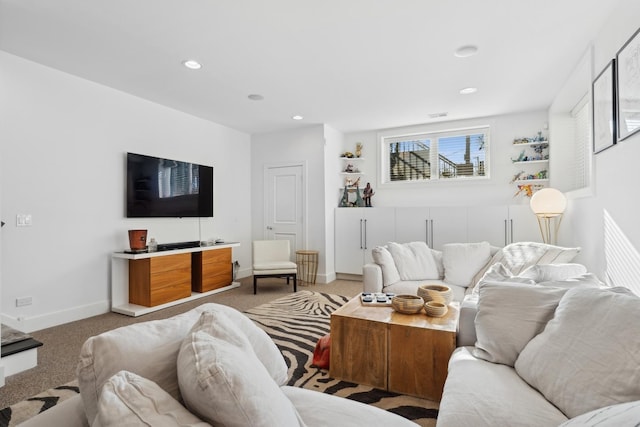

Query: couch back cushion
left=442, top=242, right=491, bottom=287
left=387, top=241, right=441, bottom=281
left=515, top=287, right=640, bottom=418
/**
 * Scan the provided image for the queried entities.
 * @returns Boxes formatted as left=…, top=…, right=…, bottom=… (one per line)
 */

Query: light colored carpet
left=0, top=276, right=362, bottom=409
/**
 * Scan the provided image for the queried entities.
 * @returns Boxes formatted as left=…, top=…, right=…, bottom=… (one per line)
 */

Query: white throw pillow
left=387, top=241, right=440, bottom=281
left=537, top=273, right=603, bottom=289
left=518, top=263, right=588, bottom=282
left=473, top=282, right=568, bottom=366
left=371, top=246, right=401, bottom=286
left=95, top=370, right=210, bottom=427
left=177, top=330, right=300, bottom=427
left=515, top=287, right=640, bottom=418
left=559, top=400, right=640, bottom=427
left=189, top=309, right=288, bottom=386
left=442, top=242, right=491, bottom=287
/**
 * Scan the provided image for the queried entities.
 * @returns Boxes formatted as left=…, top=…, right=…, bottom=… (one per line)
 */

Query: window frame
left=377, top=125, right=491, bottom=187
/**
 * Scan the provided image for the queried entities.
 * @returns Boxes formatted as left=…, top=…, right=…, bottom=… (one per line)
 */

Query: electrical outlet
left=16, top=296, right=32, bottom=307
left=16, top=214, right=32, bottom=227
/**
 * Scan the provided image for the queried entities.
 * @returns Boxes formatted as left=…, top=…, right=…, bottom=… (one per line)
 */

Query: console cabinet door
left=335, top=208, right=367, bottom=274
left=395, top=207, right=430, bottom=244
left=429, top=207, right=468, bottom=250
left=362, top=207, right=396, bottom=265
left=508, top=204, right=543, bottom=243
left=468, top=206, right=509, bottom=247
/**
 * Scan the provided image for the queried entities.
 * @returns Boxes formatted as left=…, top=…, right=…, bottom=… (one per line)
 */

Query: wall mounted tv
left=126, top=152, right=213, bottom=218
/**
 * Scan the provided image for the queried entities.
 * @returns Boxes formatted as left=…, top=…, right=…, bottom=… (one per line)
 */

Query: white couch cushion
left=442, top=242, right=491, bottom=287
left=474, top=282, right=568, bottom=366
left=177, top=329, right=300, bottom=427
left=518, top=263, right=587, bottom=282
left=536, top=273, right=603, bottom=289
left=371, top=246, right=401, bottom=286
left=95, top=370, right=209, bottom=427
left=515, top=287, right=640, bottom=418
left=282, top=386, right=417, bottom=426
left=387, top=241, right=440, bottom=281
left=437, top=347, right=568, bottom=427
left=559, top=400, right=640, bottom=427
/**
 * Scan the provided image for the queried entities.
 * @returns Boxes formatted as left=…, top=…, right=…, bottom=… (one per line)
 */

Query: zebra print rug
left=0, top=291, right=438, bottom=426
left=245, top=291, right=438, bottom=426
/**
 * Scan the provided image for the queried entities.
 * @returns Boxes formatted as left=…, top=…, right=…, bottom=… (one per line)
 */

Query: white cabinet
left=335, top=208, right=396, bottom=274
left=395, top=207, right=467, bottom=250
left=468, top=205, right=542, bottom=246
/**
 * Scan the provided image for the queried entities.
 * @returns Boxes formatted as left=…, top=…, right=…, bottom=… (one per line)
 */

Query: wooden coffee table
left=330, top=295, right=459, bottom=401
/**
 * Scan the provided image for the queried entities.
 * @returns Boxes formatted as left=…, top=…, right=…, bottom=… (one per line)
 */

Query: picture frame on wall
left=616, top=27, right=640, bottom=141
left=593, top=59, right=616, bottom=153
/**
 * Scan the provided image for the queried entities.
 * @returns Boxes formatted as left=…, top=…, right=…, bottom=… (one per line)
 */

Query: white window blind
left=570, top=94, right=590, bottom=191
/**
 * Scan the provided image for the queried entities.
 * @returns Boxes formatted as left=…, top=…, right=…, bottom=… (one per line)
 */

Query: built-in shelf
left=340, top=172, right=364, bottom=175
left=513, top=141, right=549, bottom=147
left=514, top=179, right=549, bottom=184
left=512, top=159, right=549, bottom=165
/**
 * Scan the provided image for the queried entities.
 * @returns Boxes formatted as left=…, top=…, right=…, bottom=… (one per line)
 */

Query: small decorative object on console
left=391, top=294, right=424, bottom=314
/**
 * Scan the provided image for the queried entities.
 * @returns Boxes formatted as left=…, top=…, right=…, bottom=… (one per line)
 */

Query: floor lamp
left=529, top=188, right=567, bottom=245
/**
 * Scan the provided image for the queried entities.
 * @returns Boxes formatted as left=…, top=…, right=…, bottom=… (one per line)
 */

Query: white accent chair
left=252, top=240, right=297, bottom=294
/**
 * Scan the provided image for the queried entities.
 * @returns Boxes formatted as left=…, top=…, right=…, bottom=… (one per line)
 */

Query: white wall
left=556, top=0, right=640, bottom=292
left=322, top=125, right=344, bottom=282
left=0, top=52, right=252, bottom=332
left=343, top=111, right=549, bottom=208
left=251, top=125, right=332, bottom=282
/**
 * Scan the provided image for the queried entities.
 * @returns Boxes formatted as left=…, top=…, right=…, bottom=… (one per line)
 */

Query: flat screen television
left=126, top=152, right=213, bottom=218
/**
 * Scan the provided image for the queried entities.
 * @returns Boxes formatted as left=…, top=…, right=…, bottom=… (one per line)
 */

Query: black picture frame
left=616, top=27, right=640, bottom=141
left=593, top=59, right=616, bottom=153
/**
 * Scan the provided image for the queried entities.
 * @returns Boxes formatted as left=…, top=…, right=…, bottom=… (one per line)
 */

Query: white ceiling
left=0, top=1, right=620, bottom=135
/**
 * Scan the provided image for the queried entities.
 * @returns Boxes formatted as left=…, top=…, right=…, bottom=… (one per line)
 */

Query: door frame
left=263, top=161, right=307, bottom=250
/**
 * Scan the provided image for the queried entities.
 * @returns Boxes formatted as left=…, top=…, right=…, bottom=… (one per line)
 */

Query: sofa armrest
left=17, top=395, right=88, bottom=427
left=456, top=294, right=478, bottom=347
left=363, top=263, right=383, bottom=293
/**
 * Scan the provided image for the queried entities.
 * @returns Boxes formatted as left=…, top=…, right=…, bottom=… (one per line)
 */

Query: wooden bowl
left=425, top=301, right=448, bottom=318
left=391, top=295, right=424, bottom=314
left=417, top=284, right=453, bottom=305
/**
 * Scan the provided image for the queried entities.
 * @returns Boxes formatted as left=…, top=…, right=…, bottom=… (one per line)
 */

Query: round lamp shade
left=530, top=188, right=567, bottom=217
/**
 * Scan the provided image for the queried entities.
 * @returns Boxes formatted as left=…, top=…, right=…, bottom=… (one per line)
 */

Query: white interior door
left=265, top=164, right=304, bottom=260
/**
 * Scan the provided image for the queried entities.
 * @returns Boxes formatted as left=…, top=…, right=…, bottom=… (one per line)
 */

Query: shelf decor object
left=529, top=188, right=567, bottom=245
left=616, top=27, right=640, bottom=141
left=593, top=59, right=617, bottom=153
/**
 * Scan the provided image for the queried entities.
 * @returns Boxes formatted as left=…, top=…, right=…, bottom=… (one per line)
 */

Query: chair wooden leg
left=253, top=275, right=257, bottom=295
left=293, top=274, right=297, bottom=292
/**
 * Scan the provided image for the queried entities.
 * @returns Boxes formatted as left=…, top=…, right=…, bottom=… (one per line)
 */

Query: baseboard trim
left=1, top=300, right=110, bottom=333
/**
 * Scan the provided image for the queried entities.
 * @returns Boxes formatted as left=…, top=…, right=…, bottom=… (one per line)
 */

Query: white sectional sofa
left=363, top=241, right=581, bottom=301
left=19, top=303, right=417, bottom=427
left=437, top=265, right=640, bottom=427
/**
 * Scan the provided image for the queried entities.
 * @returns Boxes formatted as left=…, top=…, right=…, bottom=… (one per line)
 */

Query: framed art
left=616, top=27, right=640, bottom=141
left=593, top=59, right=616, bottom=153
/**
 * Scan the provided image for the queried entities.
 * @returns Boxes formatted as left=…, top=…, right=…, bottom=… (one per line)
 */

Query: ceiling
left=0, top=1, right=621, bottom=135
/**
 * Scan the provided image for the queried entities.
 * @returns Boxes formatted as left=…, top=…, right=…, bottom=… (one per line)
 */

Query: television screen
left=126, top=152, right=213, bottom=218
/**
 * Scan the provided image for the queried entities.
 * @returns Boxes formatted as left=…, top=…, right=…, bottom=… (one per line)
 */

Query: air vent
left=428, top=112, right=448, bottom=119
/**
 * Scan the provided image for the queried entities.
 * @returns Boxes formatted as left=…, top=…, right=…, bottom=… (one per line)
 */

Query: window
left=380, top=126, right=489, bottom=185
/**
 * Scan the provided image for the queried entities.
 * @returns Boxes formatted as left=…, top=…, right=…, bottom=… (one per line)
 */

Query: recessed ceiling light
left=292, top=115, right=304, bottom=120
left=454, top=45, right=479, bottom=58
left=182, top=60, right=202, bottom=70
left=460, top=87, right=478, bottom=95
left=248, top=94, right=264, bottom=101
left=428, top=112, right=448, bottom=119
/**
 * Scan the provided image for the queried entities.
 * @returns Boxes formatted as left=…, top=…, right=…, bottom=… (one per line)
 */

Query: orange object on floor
left=312, top=334, right=331, bottom=369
